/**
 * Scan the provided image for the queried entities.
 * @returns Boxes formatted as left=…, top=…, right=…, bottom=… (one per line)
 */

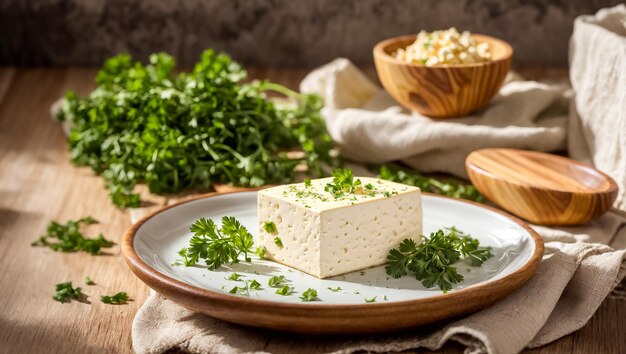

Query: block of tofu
left=258, top=177, right=422, bottom=278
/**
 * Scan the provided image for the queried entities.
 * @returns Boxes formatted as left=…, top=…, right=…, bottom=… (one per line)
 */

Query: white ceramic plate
left=123, top=191, right=543, bottom=333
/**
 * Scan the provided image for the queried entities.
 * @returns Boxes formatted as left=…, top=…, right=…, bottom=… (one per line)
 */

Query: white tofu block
left=258, top=177, right=422, bottom=278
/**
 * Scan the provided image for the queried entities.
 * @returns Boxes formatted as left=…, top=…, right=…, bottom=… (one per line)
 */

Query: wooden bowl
left=466, top=148, right=618, bottom=226
left=373, top=34, right=512, bottom=118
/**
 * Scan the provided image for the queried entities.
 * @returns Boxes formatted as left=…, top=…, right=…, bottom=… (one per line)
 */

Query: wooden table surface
left=0, top=66, right=624, bottom=354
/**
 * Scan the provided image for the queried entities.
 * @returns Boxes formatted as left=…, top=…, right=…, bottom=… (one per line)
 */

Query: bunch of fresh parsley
left=179, top=216, right=254, bottom=269
left=32, top=217, right=114, bottom=255
left=375, top=165, right=486, bottom=203
left=386, top=227, right=492, bottom=293
left=57, top=50, right=337, bottom=208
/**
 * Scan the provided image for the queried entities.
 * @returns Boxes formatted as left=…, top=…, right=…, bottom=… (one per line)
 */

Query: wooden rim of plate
left=122, top=191, right=544, bottom=333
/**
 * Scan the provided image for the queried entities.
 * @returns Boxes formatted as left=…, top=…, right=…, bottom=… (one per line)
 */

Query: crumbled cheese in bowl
left=395, top=28, right=492, bottom=66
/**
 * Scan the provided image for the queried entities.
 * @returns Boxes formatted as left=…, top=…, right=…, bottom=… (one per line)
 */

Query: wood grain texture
left=0, top=67, right=624, bottom=354
left=466, top=148, right=618, bottom=226
left=373, top=34, right=512, bottom=118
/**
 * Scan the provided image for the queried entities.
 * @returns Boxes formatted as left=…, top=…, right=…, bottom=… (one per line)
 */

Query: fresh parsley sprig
left=32, top=217, right=114, bottom=255
left=300, top=288, right=319, bottom=302
left=179, top=216, right=254, bottom=270
left=58, top=50, right=338, bottom=208
left=324, top=169, right=365, bottom=198
left=375, top=165, right=486, bottom=203
left=386, top=227, right=492, bottom=293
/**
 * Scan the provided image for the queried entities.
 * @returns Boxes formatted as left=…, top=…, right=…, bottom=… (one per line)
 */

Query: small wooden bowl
left=373, top=34, right=512, bottom=118
left=466, top=148, right=618, bottom=226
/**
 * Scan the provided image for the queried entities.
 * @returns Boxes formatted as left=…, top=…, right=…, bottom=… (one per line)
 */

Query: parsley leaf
left=386, top=227, right=492, bottom=293
left=365, top=296, right=377, bottom=303
left=268, top=275, right=287, bottom=288
left=101, top=291, right=129, bottom=305
left=255, top=246, right=267, bottom=259
left=180, top=216, right=254, bottom=270
left=275, top=285, right=295, bottom=296
left=375, top=165, right=486, bottom=203
left=300, top=288, right=319, bottom=302
left=84, top=277, right=95, bottom=285
left=263, top=221, right=278, bottom=234
left=32, top=217, right=114, bottom=255
left=226, top=273, right=243, bottom=281
left=57, top=50, right=339, bottom=208
left=324, top=169, right=363, bottom=198
left=327, top=286, right=342, bottom=292
left=274, top=237, right=283, bottom=249
left=53, top=281, right=83, bottom=303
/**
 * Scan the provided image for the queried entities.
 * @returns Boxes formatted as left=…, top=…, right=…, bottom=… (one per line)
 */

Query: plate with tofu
left=123, top=176, right=543, bottom=334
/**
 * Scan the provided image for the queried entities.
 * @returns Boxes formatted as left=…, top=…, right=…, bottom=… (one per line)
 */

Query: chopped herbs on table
left=275, top=285, right=295, bottom=296
left=84, top=276, right=95, bottom=285
left=327, top=286, right=342, bottom=292
left=263, top=221, right=278, bottom=234
left=268, top=275, right=287, bottom=288
left=32, top=217, right=114, bottom=255
left=300, top=288, right=319, bottom=302
left=274, top=236, right=283, bottom=249
left=226, top=273, right=243, bottom=281
left=57, top=49, right=337, bottom=208
left=386, top=227, right=492, bottom=293
left=53, top=281, right=83, bottom=303
left=375, top=165, right=486, bottom=203
left=101, top=291, right=129, bottom=305
left=179, top=216, right=254, bottom=270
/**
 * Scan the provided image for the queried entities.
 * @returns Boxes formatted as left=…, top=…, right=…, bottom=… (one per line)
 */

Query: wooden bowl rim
left=373, top=33, right=513, bottom=68
left=466, top=148, right=619, bottom=196
left=122, top=190, right=544, bottom=313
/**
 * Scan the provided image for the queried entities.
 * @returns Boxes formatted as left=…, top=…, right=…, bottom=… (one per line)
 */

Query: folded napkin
left=128, top=6, right=626, bottom=354
left=299, top=59, right=570, bottom=178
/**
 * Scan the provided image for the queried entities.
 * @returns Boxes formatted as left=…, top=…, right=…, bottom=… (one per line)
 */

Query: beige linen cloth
left=131, top=6, right=626, bottom=354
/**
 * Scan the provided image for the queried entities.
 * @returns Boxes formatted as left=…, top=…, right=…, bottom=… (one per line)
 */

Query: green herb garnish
left=274, top=237, right=284, bottom=249
left=255, top=246, right=267, bottom=259
left=327, top=286, right=342, bottom=292
left=228, top=280, right=261, bottom=296
left=268, top=275, right=287, bottom=288
left=179, top=216, right=254, bottom=270
left=304, top=179, right=312, bottom=188
left=375, top=165, right=486, bottom=203
left=365, top=296, right=377, bottom=303
left=84, top=277, right=95, bottom=285
left=324, top=169, right=363, bottom=198
left=53, top=281, right=83, bottom=303
left=386, top=227, right=492, bottom=293
left=226, top=273, right=243, bottom=281
left=32, top=217, right=114, bottom=255
left=57, top=50, right=337, bottom=208
left=275, top=285, right=295, bottom=296
left=300, top=288, right=319, bottom=302
left=249, top=279, right=262, bottom=290
left=101, top=291, right=129, bottom=305
left=263, top=221, right=278, bottom=234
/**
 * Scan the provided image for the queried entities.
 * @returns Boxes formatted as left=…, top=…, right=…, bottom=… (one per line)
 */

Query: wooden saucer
left=466, top=148, right=618, bottom=225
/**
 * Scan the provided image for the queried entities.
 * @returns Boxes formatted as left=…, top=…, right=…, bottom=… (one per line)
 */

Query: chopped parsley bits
left=84, top=277, right=95, bottom=285
left=365, top=296, right=377, bottom=303
left=255, top=246, right=267, bottom=259
left=275, top=285, right=295, bottom=296
left=249, top=279, right=262, bottom=290
left=274, top=237, right=284, bottom=248
left=263, top=221, right=278, bottom=234
left=268, top=275, right=287, bottom=288
left=53, top=281, right=82, bottom=303
left=228, top=280, right=262, bottom=296
left=300, top=288, right=319, bottom=302
left=32, top=217, right=114, bottom=255
left=226, top=273, right=244, bottom=281
left=101, top=291, right=129, bottom=305
left=304, top=179, right=312, bottom=188
left=327, top=286, right=342, bottom=292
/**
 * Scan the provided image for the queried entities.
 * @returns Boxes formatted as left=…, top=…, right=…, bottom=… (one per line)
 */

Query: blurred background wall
left=1, top=0, right=622, bottom=67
